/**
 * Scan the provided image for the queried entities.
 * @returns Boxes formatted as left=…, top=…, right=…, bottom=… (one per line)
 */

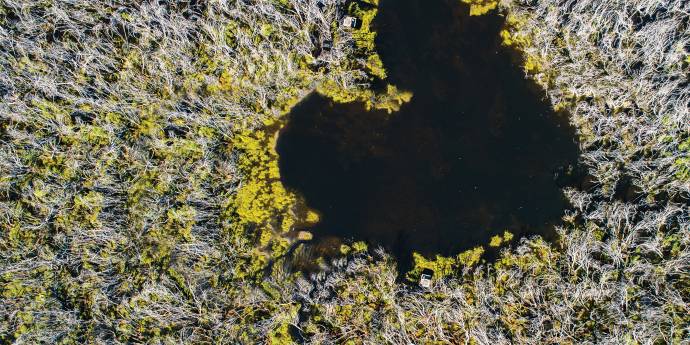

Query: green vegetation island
left=0, top=0, right=688, bottom=344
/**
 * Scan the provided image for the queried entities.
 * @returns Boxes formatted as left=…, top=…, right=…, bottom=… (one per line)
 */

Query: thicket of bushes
left=1, top=0, right=687, bottom=344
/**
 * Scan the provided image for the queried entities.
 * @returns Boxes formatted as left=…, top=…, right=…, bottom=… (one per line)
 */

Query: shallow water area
left=277, top=0, right=580, bottom=272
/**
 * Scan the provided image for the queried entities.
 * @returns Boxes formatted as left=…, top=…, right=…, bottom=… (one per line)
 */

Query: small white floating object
left=419, top=268, right=434, bottom=289
left=342, top=16, right=359, bottom=29
left=297, top=230, right=313, bottom=241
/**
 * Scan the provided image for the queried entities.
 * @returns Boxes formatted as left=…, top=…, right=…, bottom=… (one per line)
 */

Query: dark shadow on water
left=276, top=0, right=580, bottom=274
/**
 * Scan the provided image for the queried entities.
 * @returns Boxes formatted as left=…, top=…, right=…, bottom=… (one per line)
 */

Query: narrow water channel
left=277, top=0, right=580, bottom=272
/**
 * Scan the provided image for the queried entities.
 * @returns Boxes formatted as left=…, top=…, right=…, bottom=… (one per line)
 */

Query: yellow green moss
left=232, top=127, right=296, bottom=228
left=461, top=0, right=498, bottom=16
left=407, top=246, right=485, bottom=281
left=490, top=231, right=514, bottom=247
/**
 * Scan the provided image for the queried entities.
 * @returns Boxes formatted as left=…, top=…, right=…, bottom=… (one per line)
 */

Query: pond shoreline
left=277, top=0, right=581, bottom=274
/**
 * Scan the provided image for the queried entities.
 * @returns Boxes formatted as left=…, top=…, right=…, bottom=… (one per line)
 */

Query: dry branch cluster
left=0, top=0, right=374, bottom=343
left=0, top=0, right=688, bottom=344
left=501, top=0, right=690, bottom=199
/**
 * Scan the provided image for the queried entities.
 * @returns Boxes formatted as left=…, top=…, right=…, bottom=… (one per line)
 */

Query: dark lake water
left=277, top=0, right=580, bottom=272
